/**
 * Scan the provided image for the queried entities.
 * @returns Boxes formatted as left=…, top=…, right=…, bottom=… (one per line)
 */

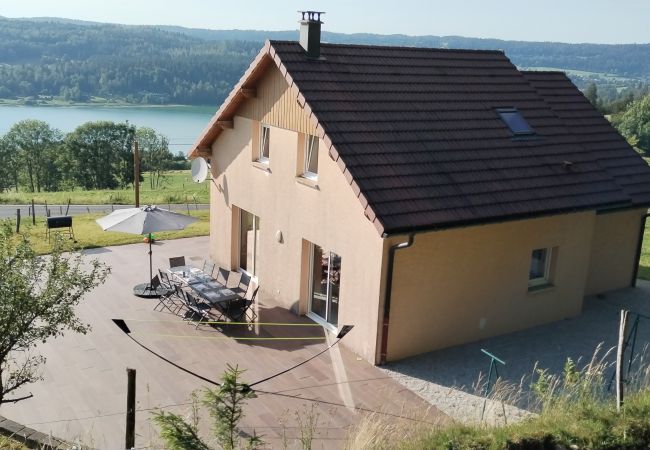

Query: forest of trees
left=1, top=16, right=649, bottom=106
left=0, top=17, right=259, bottom=105
left=0, top=120, right=188, bottom=193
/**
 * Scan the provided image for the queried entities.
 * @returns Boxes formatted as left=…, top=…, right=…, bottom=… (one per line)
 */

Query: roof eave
left=380, top=201, right=645, bottom=238
left=188, top=40, right=273, bottom=159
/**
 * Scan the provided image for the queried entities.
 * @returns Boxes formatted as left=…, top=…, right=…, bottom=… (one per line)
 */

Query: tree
left=169, top=151, right=190, bottom=171
left=152, top=365, right=261, bottom=450
left=64, top=121, right=136, bottom=190
left=616, top=93, right=650, bottom=154
left=584, top=83, right=601, bottom=111
left=0, top=137, right=15, bottom=192
left=0, top=224, right=110, bottom=404
left=136, top=127, right=173, bottom=189
left=3, top=120, right=62, bottom=192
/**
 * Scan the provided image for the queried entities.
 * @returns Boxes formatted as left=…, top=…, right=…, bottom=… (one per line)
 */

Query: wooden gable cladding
left=237, top=64, right=317, bottom=135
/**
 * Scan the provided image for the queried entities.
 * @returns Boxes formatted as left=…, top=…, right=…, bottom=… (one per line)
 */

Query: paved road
left=0, top=203, right=209, bottom=219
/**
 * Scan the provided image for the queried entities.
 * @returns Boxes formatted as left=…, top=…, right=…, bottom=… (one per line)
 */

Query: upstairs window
left=497, top=108, right=534, bottom=135
left=258, top=124, right=270, bottom=163
left=529, top=247, right=552, bottom=288
left=303, top=135, right=319, bottom=180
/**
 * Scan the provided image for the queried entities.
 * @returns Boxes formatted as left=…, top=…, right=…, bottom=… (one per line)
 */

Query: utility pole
left=134, top=140, right=140, bottom=208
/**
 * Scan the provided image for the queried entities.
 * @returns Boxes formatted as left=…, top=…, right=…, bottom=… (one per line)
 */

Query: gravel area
left=381, top=281, right=650, bottom=424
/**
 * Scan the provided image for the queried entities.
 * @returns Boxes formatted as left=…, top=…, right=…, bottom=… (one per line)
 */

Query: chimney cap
left=298, top=11, right=325, bottom=23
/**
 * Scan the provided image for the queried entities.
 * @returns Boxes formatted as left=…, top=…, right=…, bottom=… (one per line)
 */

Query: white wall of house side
left=384, top=212, right=597, bottom=362
left=207, top=66, right=385, bottom=362
left=585, top=208, right=646, bottom=296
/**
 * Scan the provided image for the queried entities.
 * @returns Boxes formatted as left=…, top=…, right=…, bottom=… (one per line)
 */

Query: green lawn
left=0, top=170, right=209, bottom=205
left=12, top=209, right=209, bottom=255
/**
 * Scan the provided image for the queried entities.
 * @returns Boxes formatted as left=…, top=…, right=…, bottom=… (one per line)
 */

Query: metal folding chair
left=215, top=267, right=231, bottom=286
left=151, top=275, right=175, bottom=312
left=232, top=272, right=251, bottom=297
left=157, top=269, right=184, bottom=314
left=184, top=291, right=213, bottom=329
left=228, top=286, right=259, bottom=323
left=169, top=256, right=186, bottom=268
left=201, top=260, right=216, bottom=277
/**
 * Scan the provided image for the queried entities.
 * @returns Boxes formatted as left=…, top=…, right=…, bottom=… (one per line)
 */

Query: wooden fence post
left=31, top=199, right=36, bottom=225
left=125, top=368, right=136, bottom=449
left=616, top=309, right=630, bottom=413
left=16, top=209, right=20, bottom=233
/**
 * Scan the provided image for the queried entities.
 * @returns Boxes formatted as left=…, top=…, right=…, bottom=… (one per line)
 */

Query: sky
left=1, top=0, right=649, bottom=44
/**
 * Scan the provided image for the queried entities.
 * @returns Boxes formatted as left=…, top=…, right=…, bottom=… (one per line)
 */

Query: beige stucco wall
left=207, top=65, right=385, bottom=362
left=385, top=212, right=597, bottom=361
left=585, top=208, right=645, bottom=295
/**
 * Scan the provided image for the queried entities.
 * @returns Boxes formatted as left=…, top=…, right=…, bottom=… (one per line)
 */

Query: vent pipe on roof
left=299, top=11, right=324, bottom=59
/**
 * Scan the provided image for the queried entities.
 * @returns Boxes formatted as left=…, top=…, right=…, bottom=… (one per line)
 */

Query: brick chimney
left=299, top=11, right=324, bottom=59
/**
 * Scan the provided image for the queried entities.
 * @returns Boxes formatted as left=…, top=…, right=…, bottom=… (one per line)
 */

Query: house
left=189, top=12, right=650, bottom=364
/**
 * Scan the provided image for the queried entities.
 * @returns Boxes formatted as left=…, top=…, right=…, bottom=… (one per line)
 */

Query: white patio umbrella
left=96, top=205, right=198, bottom=297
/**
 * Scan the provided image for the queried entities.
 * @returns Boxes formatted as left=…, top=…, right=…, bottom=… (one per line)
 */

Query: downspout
left=379, top=233, right=415, bottom=365
left=631, top=212, right=650, bottom=287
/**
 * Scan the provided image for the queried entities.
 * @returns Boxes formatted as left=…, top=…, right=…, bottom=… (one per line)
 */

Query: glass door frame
left=237, top=208, right=260, bottom=278
left=306, top=242, right=339, bottom=331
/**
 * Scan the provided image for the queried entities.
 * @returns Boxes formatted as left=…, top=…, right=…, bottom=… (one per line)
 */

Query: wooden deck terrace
left=0, top=237, right=445, bottom=449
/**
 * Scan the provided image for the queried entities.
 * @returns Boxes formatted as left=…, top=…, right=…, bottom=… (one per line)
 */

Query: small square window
left=303, top=135, right=319, bottom=179
left=497, top=108, right=534, bottom=135
left=258, top=124, right=270, bottom=163
left=529, top=248, right=551, bottom=287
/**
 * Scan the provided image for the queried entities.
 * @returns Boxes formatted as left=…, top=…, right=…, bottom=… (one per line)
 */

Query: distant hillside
left=159, top=26, right=650, bottom=74
left=0, top=17, right=260, bottom=105
left=1, top=16, right=649, bottom=106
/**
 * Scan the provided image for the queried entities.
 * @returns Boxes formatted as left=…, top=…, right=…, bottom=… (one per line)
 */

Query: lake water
left=0, top=105, right=216, bottom=152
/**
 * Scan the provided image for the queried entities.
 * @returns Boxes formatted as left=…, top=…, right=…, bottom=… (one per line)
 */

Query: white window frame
left=528, top=247, right=552, bottom=287
left=238, top=209, right=260, bottom=277
left=258, top=124, right=270, bottom=164
left=302, top=135, right=319, bottom=180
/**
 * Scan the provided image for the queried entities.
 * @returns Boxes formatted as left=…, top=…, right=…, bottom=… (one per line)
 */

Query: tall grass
left=347, top=346, right=650, bottom=450
left=0, top=435, right=27, bottom=450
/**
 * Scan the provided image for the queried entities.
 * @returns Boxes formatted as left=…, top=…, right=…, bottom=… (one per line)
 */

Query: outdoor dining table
left=190, top=282, right=239, bottom=306
left=167, top=266, right=240, bottom=318
left=168, top=265, right=213, bottom=285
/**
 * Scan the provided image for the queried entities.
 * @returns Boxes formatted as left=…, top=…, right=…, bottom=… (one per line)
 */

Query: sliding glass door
left=239, top=209, right=260, bottom=276
left=309, top=243, right=340, bottom=327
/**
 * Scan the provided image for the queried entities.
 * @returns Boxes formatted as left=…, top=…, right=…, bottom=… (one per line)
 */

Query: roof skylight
left=497, top=108, right=534, bottom=135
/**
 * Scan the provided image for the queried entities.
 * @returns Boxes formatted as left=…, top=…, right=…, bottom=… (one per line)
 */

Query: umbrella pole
left=148, top=234, right=153, bottom=290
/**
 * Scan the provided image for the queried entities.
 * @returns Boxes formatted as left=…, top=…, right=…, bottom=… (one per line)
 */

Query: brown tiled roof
left=191, top=41, right=650, bottom=235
